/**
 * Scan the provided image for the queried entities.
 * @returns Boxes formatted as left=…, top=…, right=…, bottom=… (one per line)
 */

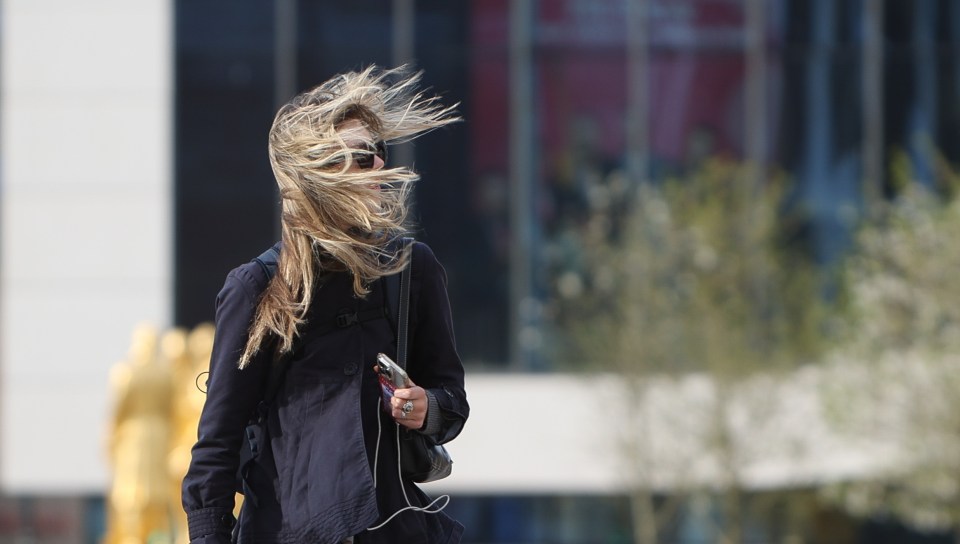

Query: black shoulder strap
left=396, top=239, right=413, bottom=370
left=381, top=237, right=415, bottom=370
left=253, top=242, right=287, bottom=406
left=254, top=243, right=281, bottom=281
left=385, top=275, right=399, bottom=335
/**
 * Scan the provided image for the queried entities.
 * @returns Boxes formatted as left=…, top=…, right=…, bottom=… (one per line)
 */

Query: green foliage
left=823, top=172, right=960, bottom=533
left=842, top=182, right=960, bottom=356
left=546, top=159, right=829, bottom=378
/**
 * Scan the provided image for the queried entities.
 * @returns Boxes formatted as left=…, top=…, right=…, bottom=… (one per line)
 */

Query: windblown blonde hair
left=239, top=65, right=460, bottom=368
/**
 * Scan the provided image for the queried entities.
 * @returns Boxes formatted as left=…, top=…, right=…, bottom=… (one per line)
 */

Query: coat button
left=343, top=362, right=358, bottom=375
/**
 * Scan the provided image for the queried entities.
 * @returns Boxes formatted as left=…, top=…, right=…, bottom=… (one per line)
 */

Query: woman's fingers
left=391, top=386, right=426, bottom=429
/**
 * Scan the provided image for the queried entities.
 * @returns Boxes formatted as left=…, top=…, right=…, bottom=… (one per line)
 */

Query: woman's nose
left=373, top=154, right=385, bottom=170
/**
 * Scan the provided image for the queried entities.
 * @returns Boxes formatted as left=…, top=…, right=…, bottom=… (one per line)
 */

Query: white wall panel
left=3, top=97, right=170, bottom=188
left=1, top=0, right=172, bottom=493
left=422, top=371, right=904, bottom=496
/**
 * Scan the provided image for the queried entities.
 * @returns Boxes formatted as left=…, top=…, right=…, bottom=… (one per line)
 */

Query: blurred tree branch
left=545, top=159, right=833, bottom=542
left=822, top=155, right=960, bottom=538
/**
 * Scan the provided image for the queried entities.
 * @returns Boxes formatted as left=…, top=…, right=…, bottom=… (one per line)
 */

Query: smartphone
left=376, top=353, right=411, bottom=412
left=376, top=353, right=411, bottom=388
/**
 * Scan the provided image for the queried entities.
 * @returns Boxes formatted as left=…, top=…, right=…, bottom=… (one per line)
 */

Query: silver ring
left=402, top=400, right=414, bottom=414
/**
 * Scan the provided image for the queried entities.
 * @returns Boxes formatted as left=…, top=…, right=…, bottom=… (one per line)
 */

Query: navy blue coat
left=182, top=242, right=469, bottom=543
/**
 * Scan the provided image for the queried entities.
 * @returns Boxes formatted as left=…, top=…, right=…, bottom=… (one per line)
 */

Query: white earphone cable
left=367, top=397, right=449, bottom=532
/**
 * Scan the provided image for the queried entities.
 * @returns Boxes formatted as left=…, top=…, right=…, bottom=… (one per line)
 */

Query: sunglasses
left=332, top=140, right=388, bottom=170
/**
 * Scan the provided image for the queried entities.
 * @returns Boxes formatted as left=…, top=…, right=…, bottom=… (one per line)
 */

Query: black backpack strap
left=253, top=242, right=281, bottom=281
left=239, top=242, right=284, bottom=505
left=255, top=242, right=289, bottom=408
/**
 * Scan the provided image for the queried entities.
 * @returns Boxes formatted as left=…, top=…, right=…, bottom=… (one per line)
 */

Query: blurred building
left=3, top=0, right=960, bottom=542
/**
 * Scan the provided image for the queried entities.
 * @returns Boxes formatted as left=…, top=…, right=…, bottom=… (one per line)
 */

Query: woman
left=182, top=66, right=469, bottom=543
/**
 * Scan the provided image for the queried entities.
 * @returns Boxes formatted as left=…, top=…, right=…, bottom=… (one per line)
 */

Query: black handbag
left=394, top=239, right=454, bottom=483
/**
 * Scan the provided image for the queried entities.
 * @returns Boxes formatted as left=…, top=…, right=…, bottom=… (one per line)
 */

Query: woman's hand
left=391, top=385, right=428, bottom=430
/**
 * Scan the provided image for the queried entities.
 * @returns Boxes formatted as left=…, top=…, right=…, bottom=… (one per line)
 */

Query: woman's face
left=337, top=118, right=386, bottom=173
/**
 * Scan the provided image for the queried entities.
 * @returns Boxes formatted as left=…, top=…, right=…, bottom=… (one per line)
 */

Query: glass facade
left=174, top=0, right=960, bottom=372
left=166, top=3, right=960, bottom=540
left=164, top=0, right=960, bottom=530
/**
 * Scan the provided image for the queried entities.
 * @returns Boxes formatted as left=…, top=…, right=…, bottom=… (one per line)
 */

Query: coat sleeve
left=407, top=242, right=469, bottom=444
left=181, top=266, right=271, bottom=542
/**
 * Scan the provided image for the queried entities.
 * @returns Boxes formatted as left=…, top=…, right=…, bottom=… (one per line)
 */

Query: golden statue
left=166, top=324, right=218, bottom=544
left=162, top=327, right=190, bottom=544
left=104, top=322, right=237, bottom=543
left=103, top=323, right=174, bottom=544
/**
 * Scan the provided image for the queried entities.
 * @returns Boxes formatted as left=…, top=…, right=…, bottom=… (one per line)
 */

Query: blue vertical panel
left=789, top=0, right=862, bottom=263
left=174, top=0, right=278, bottom=327
left=84, top=496, right=107, bottom=543
left=493, top=496, right=532, bottom=542
left=907, top=0, right=937, bottom=186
